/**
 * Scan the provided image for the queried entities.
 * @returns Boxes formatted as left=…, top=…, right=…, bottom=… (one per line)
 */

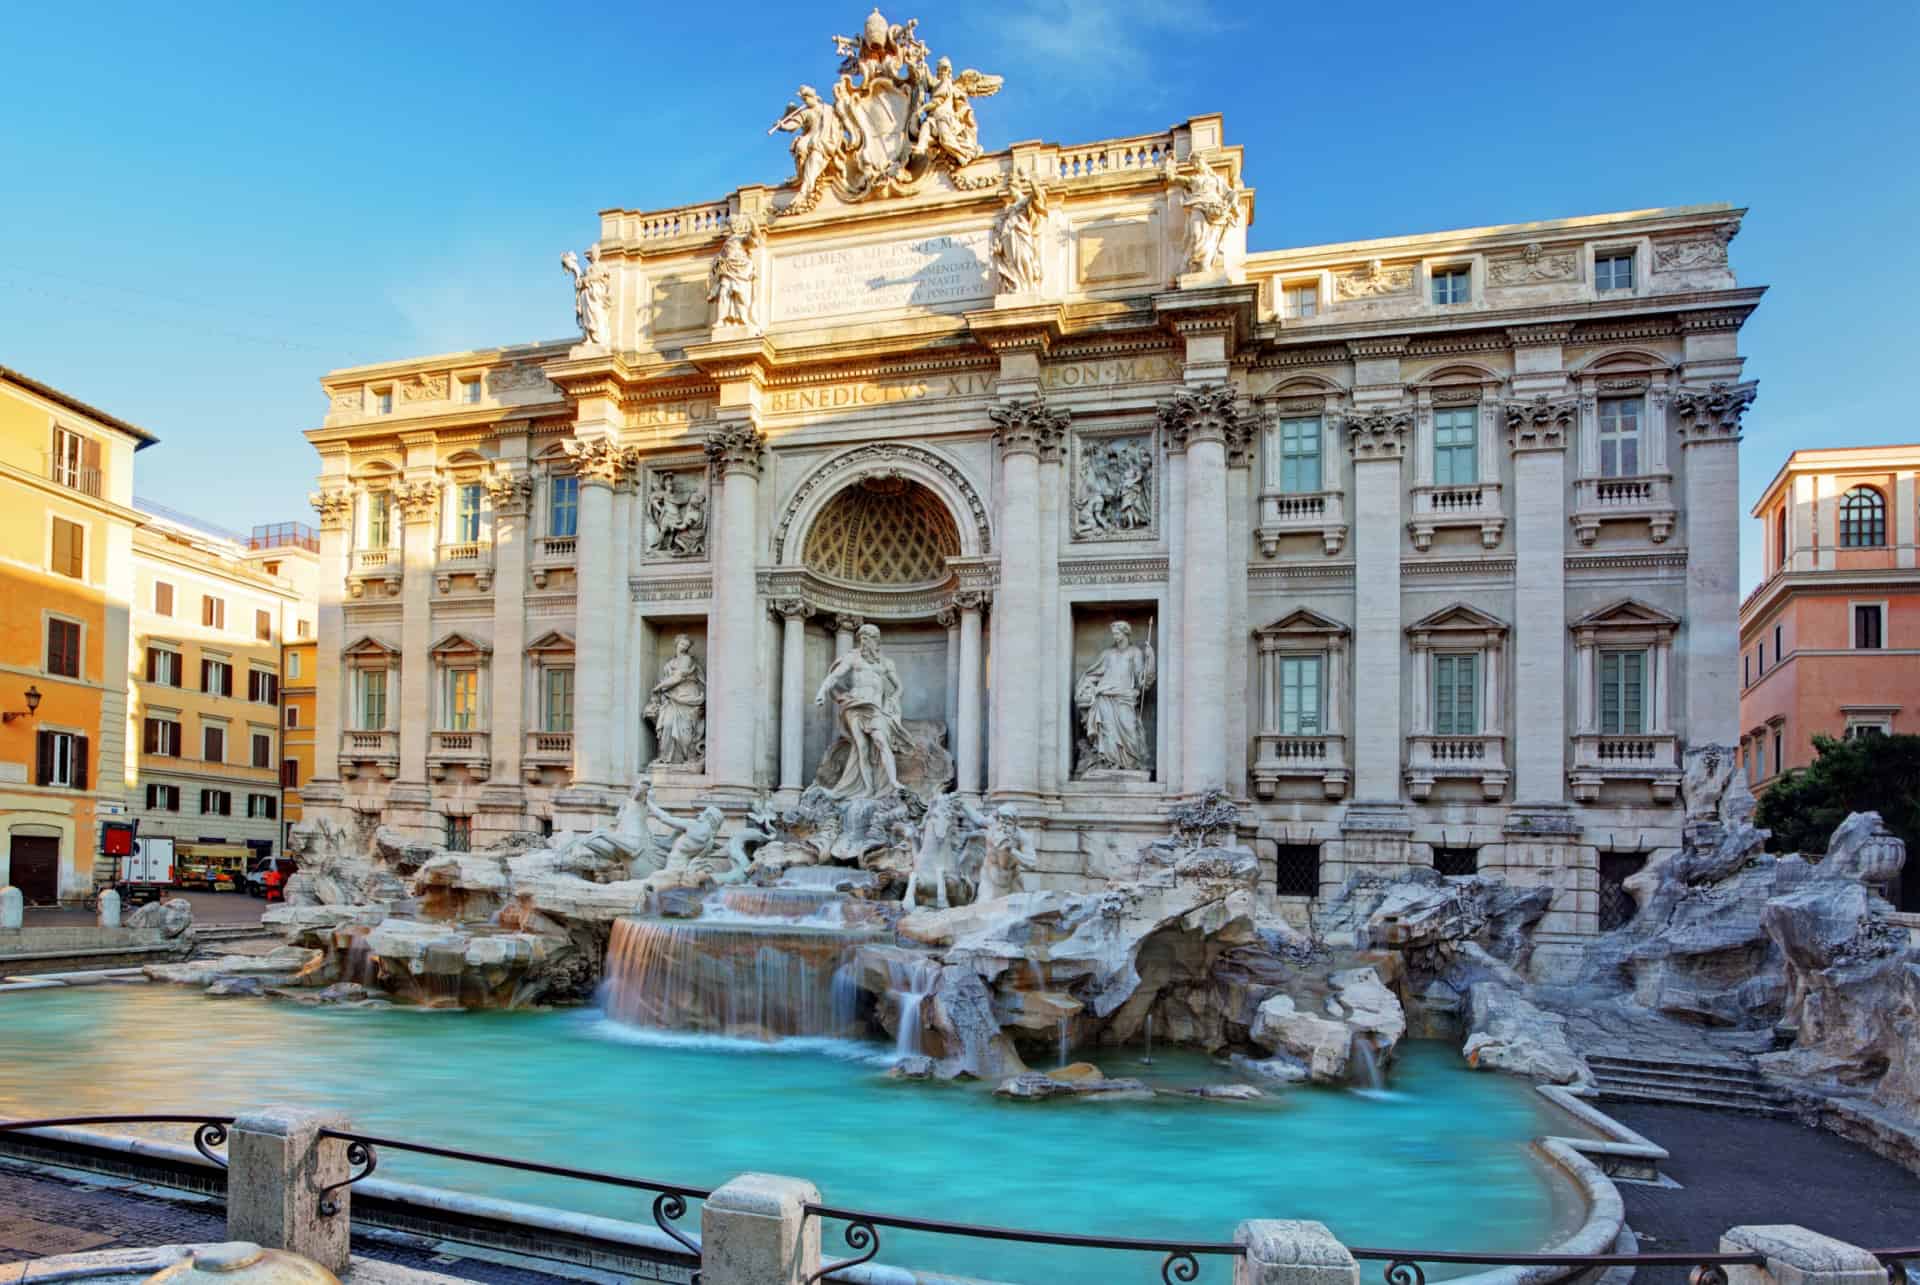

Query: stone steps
left=1586, top=1052, right=1796, bottom=1118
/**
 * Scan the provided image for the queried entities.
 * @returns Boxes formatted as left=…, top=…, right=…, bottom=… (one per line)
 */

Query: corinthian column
left=392, top=478, right=439, bottom=791
left=1158, top=385, right=1254, bottom=795
left=1502, top=394, right=1576, bottom=804
left=562, top=436, right=628, bottom=791
left=485, top=457, right=531, bottom=791
left=705, top=420, right=766, bottom=793
left=986, top=397, right=1066, bottom=800
left=1339, top=407, right=1413, bottom=802
left=955, top=591, right=986, bottom=795
left=775, top=597, right=811, bottom=792
left=306, top=484, right=353, bottom=804
left=1673, top=381, right=1757, bottom=748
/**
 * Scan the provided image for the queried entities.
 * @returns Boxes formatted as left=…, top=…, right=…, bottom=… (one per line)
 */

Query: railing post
left=701, top=1173, right=821, bottom=1285
left=1236, top=1220, right=1360, bottom=1285
left=227, top=1109, right=353, bottom=1276
left=1723, top=1227, right=1889, bottom=1285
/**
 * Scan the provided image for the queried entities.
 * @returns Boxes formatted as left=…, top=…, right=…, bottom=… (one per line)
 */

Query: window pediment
left=1255, top=608, right=1349, bottom=647
left=1407, top=602, right=1507, bottom=648
left=429, top=631, right=493, bottom=660
left=526, top=629, right=576, bottom=656
left=1572, top=598, right=1679, bottom=645
left=342, top=635, right=400, bottom=661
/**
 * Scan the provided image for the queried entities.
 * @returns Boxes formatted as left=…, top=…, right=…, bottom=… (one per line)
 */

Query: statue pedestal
left=651, top=761, right=707, bottom=776
left=1076, top=768, right=1150, bottom=784
left=1177, top=266, right=1244, bottom=290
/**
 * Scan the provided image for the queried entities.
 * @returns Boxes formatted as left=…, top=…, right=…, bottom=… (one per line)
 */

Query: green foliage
left=1756, top=732, right=1920, bottom=860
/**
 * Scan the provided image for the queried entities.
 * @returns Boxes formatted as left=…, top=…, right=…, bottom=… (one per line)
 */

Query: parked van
left=115, top=837, right=175, bottom=905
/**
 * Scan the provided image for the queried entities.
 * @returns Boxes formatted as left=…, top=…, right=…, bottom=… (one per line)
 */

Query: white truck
left=116, top=837, right=176, bottom=905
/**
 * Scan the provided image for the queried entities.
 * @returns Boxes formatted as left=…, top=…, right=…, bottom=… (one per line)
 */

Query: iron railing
left=1, top=1115, right=1913, bottom=1285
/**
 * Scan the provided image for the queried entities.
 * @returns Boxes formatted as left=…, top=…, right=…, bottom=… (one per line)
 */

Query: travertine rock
left=144, top=947, right=322, bottom=988
left=1250, top=994, right=1355, bottom=1082
left=127, top=896, right=195, bottom=940
left=994, top=1068, right=1152, bottom=1101
left=1463, top=983, right=1591, bottom=1086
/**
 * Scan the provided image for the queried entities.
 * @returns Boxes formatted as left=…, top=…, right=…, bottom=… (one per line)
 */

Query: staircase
left=1587, top=1052, right=1798, bottom=1117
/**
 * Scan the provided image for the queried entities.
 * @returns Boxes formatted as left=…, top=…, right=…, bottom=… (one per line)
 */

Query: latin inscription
left=765, top=372, right=997, bottom=416
left=774, top=230, right=993, bottom=324
left=1041, top=355, right=1180, bottom=390
left=632, top=399, right=717, bottom=428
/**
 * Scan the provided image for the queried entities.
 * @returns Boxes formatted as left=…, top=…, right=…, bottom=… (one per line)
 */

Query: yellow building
left=128, top=507, right=315, bottom=863
left=260, top=526, right=320, bottom=848
left=0, top=366, right=155, bottom=904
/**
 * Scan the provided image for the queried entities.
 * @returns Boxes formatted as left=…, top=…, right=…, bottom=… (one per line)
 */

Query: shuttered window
left=143, top=718, right=181, bottom=757
left=146, top=783, right=180, bottom=811
left=201, top=595, right=225, bottom=629
left=154, top=581, right=174, bottom=615
left=45, top=618, right=80, bottom=678
left=1599, top=649, right=1646, bottom=735
left=35, top=730, right=87, bottom=788
left=50, top=517, right=85, bottom=579
left=252, top=732, right=272, bottom=769
left=203, top=725, right=226, bottom=763
left=1432, top=653, right=1480, bottom=736
left=256, top=609, right=272, bottom=641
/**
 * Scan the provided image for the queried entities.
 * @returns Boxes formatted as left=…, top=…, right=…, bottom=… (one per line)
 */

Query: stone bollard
left=97, top=888, right=121, bottom=929
left=1236, top=1219, right=1361, bottom=1285
left=701, top=1173, right=822, bottom=1285
left=1723, top=1226, right=1889, bottom=1285
left=0, top=885, right=21, bottom=929
left=226, top=1108, right=354, bottom=1276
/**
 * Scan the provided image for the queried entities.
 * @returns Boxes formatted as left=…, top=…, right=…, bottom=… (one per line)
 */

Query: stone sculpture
left=1074, top=620, right=1156, bottom=775
left=814, top=623, right=908, bottom=798
left=904, top=791, right=987, bottom=909
left=991, top=173, right=1048, bottom=294
left=1173, top=153, right=1242, bottom=274
left=1073, top=437, right=1153, bottom=537
left=560, top=244, right=611, bottom=345
left=646, top=472, right=708, bottom=558
left=976, top=805, right=1038, bottom=902
left=707, top=214, right=763, bottom=329
left=645, top=635, right=707, bottom=768
left=638, top=788, right=746, bottom=889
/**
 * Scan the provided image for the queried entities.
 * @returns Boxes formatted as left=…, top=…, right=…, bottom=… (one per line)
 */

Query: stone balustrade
left=1404, top=733, right=1509, bottom=800
left=1571, top=472, right=1677, bottom=544
left=338, top=729, right=399, bottom=780
left=1251, top=732, right=1350, bottom=799
left=1569, top=731, right=1681, bottom=802
left=428, top=730, right=490, bottom=781
left=1256, top=487, right=1348, bottom=555
left=1408, top=481, right=1506, bottom=550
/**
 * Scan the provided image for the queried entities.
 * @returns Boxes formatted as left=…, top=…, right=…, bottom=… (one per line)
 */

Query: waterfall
left=1350, top=1034, right=1385, bottom=1092
left=1057, top=1017, right=1070, bottom=1068
left=887, top=957, right=942, bottom=1059
left=603, top=913, right=878, bottom=1042
left=1142, top=1012, right=1154, bottom=1066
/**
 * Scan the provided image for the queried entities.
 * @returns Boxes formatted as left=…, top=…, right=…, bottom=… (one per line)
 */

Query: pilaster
left=485, top=428, right=532, bottom=797
left=393, top=468, right=438, bottom=793
left=1503, top=392, right=1575, bottom=805
left=705, top=419, right=767, bottom=795
left=307, top=466, right=352, bottom=806
left=775, top=596, right=811, bottom=792
left=562, top=433, right=629, bottom=794
left=1673, top=380, right=1756, bottom=747
left=1339, top=404, right=1411, bottom=805
left=986, top=395, right=1065, bottom=800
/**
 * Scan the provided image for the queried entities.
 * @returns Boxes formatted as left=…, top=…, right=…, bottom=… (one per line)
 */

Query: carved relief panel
left=1069, top=429, right=1157, bottom=543
left=642, top=466, right=710, bottom=560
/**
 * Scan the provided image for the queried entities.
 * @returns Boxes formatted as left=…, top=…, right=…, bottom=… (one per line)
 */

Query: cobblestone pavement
left=0, top=1163, right=602, bottom=1283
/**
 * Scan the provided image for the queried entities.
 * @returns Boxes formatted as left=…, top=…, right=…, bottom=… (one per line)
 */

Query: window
left=1595, top=252, right=1635, bottom=292
left=1756, top=737, right=1767, bottom=779
left=201, top=595, right=226, bottom=630
left=1846, top=719, right=1892, bottom=740
left=1282, top=283, right=1318, bottom=320
left=366, top=493, right=391, bottom=549
left=35, top=729, right=86, bottom=789
left=142, top=717, right=181, bottom=757
left=1597, top=397, right=1643, bottom=478
left=1758, top=641, right=1765, bottom=672
left=296, top=619, right=311, bottom=639
left=50, top=516, right=85, bottom=579
left=256, top=609, right=272, bottom=642
left=1773, top=729, right=1783, bottom=772
left=460, top=376, right=482, bottom=404
left=1277, top=417, right=1322, bottom=493
left=1598, top=649, right=1647, bottom=735
left=549, top=475, right=579, bottom=538
left=45, top=617, right=80, bottom=678
left=1773, top=624, right=1783, bottom=664
left=1433, top=847, right=1479, bottom=877
left=445, top=814, right=472, bottom=853
left=251, top=732, right=273, bottom=769
left=247, top=669, right=279, bottom=704
left=1854, top=603, right=1885, bottom=650
left=247, top=793, right=278, bottom=819
left=1598, top=852, right=1647, bottom=931
left=285, top=705, right=300, bottom=728
left=154, top=581, right=174, bottom=616
left=288, top=652, right=302, bottom=679
left=202, top=658, right=233, bottom=697
left=1273, top=843, right=1321, bottom=897
left=443, top=668, right=479, bottom=730
left=201, top=789, right=233, bottom=816
left=454, top=483, right=484, bottom=543
left=356, top=669, right=388, bottom=730
left=203, top=724, right=226, bottom=763
left=1431, top=265, right=1470, bottom=305
left=146, top=783, right=181, bottom=812
left=1433, top=407, right=1477, bottom=486
left=146, top=646, right=182, bottom=687
left=1775, top=506, right=1788, bottom=571
left=281, top=758, right=300, bottom=788
left=375, top=387, right=394, bottom=415
left=1277, top=655, right=1321, bottom=735
left=1839, top=486, right=1887, bottom=547
left=1744, top=654, right=1751, bottom=688
left=544, top=667, right=575, bottom=733
left=1432, top=653, right=1480, bottom=735
left=53, top=426, right=99, bottom=493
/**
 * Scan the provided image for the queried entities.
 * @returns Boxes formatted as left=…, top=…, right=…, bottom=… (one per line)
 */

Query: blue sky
left=2, top=0, right=1914, bottom=591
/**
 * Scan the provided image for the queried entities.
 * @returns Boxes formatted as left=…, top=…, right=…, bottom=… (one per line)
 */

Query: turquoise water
left=0, top=986, right=1582, bottom=1283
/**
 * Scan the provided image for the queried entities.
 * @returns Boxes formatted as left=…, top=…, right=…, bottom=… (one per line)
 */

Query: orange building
left=1739, top=444, right=1919, bottom=792
left=0, top=367, right=156, bottom=903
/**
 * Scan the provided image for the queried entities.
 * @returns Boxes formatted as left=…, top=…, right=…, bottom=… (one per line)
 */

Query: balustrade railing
left=352, top=547, right=396, bottom=571
left=525, top=730, right=573, bottom=757
left=536, top=534, right=578, bottom=560
left=1055, top=134, right=1174, bottom=180
left=436, top=540, right=490, bottom=564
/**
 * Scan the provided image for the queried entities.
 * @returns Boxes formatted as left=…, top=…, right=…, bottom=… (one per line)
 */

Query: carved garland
left=773, top=441, right=992, bottom=563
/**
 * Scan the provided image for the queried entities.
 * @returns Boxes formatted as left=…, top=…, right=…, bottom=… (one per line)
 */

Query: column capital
left=309, top=488, right=353, bottom=531
left=773, top=596, right=812, bottom=620
left=391, top=478, right=439, bottom=520
left=952, top=589, right=990, bottom=612
left=1339, top=405, right=1412, bottom=461
left=704, top=421, right=767, bottom=478
left=484, top=467, right=533, bottom=516
left=989, top=396, right=1069, bottom=459
left=1502, top=395, right=1576, bottom=452
left=1157, top=383, right=1259, bottom=456
left=564, top=435, right=632, bottom=488
left=1672, top=380, right=1758, bottom=447
left=935, top=606, right=958, bottom=629
left=834, top=612, right=865, bottom=634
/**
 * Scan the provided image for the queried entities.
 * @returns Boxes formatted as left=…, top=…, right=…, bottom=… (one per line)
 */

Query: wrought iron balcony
left=339, top=729, right=398, bottom=779
left=1256, top=488, right=1347, bottom=556
left=1251, top=733, right=1349, bottom=799
left=1405, top=733, right=1509, bottom=800
left=1569, top=731, right=1681, bottom=802
left=1408, top=482, right=1505, bottom=550
left=1571, top=473, right=1676, bottom=545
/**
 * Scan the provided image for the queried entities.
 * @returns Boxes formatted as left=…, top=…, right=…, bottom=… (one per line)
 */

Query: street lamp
left=3, top=685, right=42, bottom=724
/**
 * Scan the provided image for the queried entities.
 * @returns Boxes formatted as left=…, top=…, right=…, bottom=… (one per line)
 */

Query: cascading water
left=1349, top=1033, right=1386, bottom=1092
left=886, top=956, right=942, bottom=1059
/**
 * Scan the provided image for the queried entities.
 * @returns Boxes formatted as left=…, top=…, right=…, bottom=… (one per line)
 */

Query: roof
left=0, top=364, right=160, bottom=448
left=1749, top=442, right=1920, bottom=516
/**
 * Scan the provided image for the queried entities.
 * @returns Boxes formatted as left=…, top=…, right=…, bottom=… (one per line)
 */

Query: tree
left=1756, top=732, right=1920, bottom=910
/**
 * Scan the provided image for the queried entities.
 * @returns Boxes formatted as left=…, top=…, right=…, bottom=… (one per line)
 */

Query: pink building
left=1739, top=445, right=1919, bottom=795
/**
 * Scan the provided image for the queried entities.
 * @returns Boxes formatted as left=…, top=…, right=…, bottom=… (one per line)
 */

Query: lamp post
left=2, top=685, right=41, bottom=725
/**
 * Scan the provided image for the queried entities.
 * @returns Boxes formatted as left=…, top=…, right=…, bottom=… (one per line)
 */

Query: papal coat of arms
left=768, top=9, right=1003, bottom=213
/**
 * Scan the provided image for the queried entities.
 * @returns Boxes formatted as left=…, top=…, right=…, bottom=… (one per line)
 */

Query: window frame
left=1597, top=647, right=1649, bottom=736
left=1281, top=282, right=1319, bottom=320
left=548, top=473, right=580, bottom=538
left=1851, top=600, right=1887, bottom=650
left=454, top=482, right=484, bottom=544
left=1594, top=250, right=1636, bottom=292
left=50, top=515, right=86, bottom=580
left=202, top=722, right=227, bottom=763
left=143, top=715, right=182, bottom=758
left=1430, top=264, right=1471, bottom=306
left=355, top=667, right=389, bottom=731
left=1839, top=485, right=1887, bottom=548
left=201, top=594, right=226, bottom=630
left=44, top=614, right=82, bottom=679
left=1276, top=416, right=1323, bottom=494
left=442, top=666, right=480, bottom=731
left=543, top=665, right=576, bottom=734
left=1275, top=653, right=1323, bottom=736
left=154, top=580, right=174, bottom=616
left=1431, top=652, right=1481, bottom=736
left=366, top=491, right=392, bottom=549
left=1432, top=406, right=1478, bottom=487
left=146, top=782, right=181, bottom=812
left=251, top=730, right=273, bottom=769
left=1596, top=396, right=1644, bottom=478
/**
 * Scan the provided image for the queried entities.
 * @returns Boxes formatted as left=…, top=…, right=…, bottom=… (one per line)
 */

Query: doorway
left=8, top=834, right=62, bottom=905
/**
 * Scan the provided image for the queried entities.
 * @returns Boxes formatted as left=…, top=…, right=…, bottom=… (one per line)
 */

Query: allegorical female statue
left=645, top=635, right=707, bottom=767
left=813, top=623, right=907, bottom=799
left=1073, top=620, right=1156, bottom=774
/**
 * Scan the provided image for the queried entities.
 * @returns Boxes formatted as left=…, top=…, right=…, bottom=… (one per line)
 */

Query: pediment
left=1407, top=602, right=1507, bottom=635
left=341, top=635, right=400, bottom=659
left=1255, top=607, right=1349, bottom=638
left=526, top=629, right=576, bottom=655
left=428, top=630, right=493, bottom=659
left=1573, top=598, right=1680, bottom=630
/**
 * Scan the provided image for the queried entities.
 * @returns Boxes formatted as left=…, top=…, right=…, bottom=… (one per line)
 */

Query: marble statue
left=707, top=214, right=763, bottom=329
left=1173, top=154, right=1242, bottom=274
left=911, top=56, right=997, bottom=167
left=560, top=244, right=611, bottom=345
left=976, top=805, right=1039, bottom=903
left=646, top=473, right=708, bottom=558
left=814, top=622, right=907, bottom=799
left=991, top=172, right=1048, bottom=295
left=904, top=790, right=987, bottom=909
left=769, top=85, right=841, bottom=207
left=638, top=787, right=747, bottom=888
left=1073, top=438, right=1153, bottom=537
left=645, top=635, right=707, bottom=767
left=1074, top=620, right=1156, bottom=774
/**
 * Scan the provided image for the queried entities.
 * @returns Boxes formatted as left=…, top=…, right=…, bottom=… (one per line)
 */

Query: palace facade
left=302, top=84, right=1760, bottom=968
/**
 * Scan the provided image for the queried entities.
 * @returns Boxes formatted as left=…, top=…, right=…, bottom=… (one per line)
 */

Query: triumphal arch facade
left=302, top=10, right=1761, bottom=962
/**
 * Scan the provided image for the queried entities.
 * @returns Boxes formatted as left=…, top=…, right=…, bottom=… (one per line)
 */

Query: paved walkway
left=24, top=890, right=267, bottom=927
left=1606, top=1102, right=1919, bottom=1281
